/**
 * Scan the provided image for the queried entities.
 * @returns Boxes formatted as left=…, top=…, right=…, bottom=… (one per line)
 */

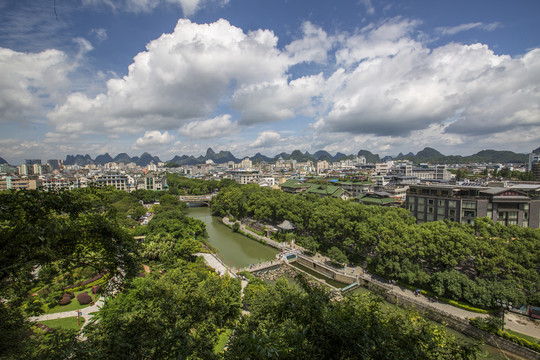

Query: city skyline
left=1, top=0, right=539, bottom=164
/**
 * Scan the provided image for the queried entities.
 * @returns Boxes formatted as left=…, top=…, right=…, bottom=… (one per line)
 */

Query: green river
left=187, top=206, right=524, bottom=359
left=186, top=206, right=279, bottom=268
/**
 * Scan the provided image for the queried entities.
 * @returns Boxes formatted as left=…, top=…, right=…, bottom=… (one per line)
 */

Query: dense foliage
left=78, top=262, right=242, bottom=360
left=212, top=185, right=540, bottom=308
left=0, top=188, right=139, bottom=359
left=228, top=276, right=478, bottom=359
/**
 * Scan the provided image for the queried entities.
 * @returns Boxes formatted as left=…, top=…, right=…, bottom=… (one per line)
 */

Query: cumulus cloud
left=285, top=22, right=334, bottom=64
left=134, top=130, right=174, bottom=148
left=437, top=22, right=501, bottom=36
left=0, top=47, right=70, bottom=122
left=178, top=114, right=240, bottom=139
left=315, top=19, right=540, bottom=139
left=232, top=74, right=325, bottom=124
left=48, top=18, right=292, bottom=135
left=250, top=131, right=281, bottom=148
left=25, top=17, right=540, bottom=159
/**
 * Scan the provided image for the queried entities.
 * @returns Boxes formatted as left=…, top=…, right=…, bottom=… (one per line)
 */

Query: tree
left=78, top=265, right=241, bottom=359
left=0, top=189, right=138, bottom=359
left=327, top=246, right=348, bottom=265
left=225, top=275, right=478, bottom=359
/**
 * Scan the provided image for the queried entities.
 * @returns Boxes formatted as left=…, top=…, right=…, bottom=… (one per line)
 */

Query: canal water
left=186, top=206, right=278, bottom=268
left=187, top=206, right=524, bottom=359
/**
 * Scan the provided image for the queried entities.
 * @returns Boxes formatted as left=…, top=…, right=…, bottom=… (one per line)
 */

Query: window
left=428, top=206, right=434, bottom=214
left=487, top=203, right=493, bottom=210
left=464, top=210, right=476, bottom=218
left=437, top=207, right=445, bottom=215
left=428, top=199, right=434, bottom=205
left=438, top=200, right=445, bottom=207
left=408, top=204, right=414, bottom=211
left=437, top=215, right=446, bottom=221
left=524, top=212, right=529, bottom=220
left=449, top=209, right=456, bottom=216
left=524, top=204, right=530, bottom=211
left=418, top=205, right=425, bottom=212
left=417, top=198, right=425, bottom=205
left=463, top=201, right=476, bottom=209
left=427, top=214, right=434, bottom=221
left=448, top=201, right=456, bottom=208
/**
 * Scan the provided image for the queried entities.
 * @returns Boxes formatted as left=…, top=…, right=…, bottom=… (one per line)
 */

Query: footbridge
left=178, top=194, right=215, bottom=206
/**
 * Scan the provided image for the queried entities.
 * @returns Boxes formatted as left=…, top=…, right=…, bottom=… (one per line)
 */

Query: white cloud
left=73, top=37, right=94, bottom=57
left=134, top=130, right=174, bottom=148
left=178, top=114, right=239, bottom=139
left=437, top=22, right=501, bottom=36
left=16, top=16, right=540, bottom=162
left=90, top=28, right=108, bottom=41
left=0, top=47, right=70, bottom=122
left=315, top=19, right=540, bottom=139
left=250, top=131, right=281, bottom=148
left=285, top=22, right=334, bottom=64
left=232, top=74, right=325, bottom=124
left=48, top=18, right=292, bottom=135
left=359, top=0, right=375, bottom=15
left=335, top=18, right=421, bottom=67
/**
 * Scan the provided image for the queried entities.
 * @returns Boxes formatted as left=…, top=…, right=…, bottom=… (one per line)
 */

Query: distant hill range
left=393, top=147, right=528, bottom=164
left=0, top=156, right=8, bottom=165
left=64, top=152, right=161, bottom=167
left=60, top=147, right=530, bottom=167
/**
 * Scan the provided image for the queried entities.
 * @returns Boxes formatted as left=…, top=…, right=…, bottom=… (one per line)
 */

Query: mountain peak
left=206, top=148, right=216, bottom=157
left=416, top=147, right=443, bottom=158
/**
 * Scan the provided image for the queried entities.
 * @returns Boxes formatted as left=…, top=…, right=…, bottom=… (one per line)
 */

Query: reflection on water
left=186, top=206, right=278, bottom=269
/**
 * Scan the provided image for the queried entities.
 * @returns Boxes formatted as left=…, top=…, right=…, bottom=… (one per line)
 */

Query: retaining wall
left=296, top=255, right=357, bottom=284
left=384, top=292, right=539, bottom=359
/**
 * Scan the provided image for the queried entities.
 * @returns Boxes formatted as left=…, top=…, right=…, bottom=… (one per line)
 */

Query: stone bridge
left=178, top=194, right=215, bottom=205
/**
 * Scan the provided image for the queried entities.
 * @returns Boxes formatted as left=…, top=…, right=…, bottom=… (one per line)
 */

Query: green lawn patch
left=45, top=290, right=98, bottom=314
left=214, top=328, right=232, bottom=353
left=505, top=329, right=540, bottom=344
left=38, top=316, right=85, bottom=331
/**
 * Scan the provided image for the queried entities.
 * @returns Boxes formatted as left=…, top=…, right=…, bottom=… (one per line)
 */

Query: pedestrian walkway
left=195, top=252, right=237, bottom=277
left=29, top=296, right=103, bottom=332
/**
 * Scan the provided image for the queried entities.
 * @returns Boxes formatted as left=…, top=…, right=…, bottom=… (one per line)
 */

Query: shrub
left=232, top=222, right=240, bottom=232
left=59, top=294, right=72, bottom=306
left=77, top=292, right=92, bottom=305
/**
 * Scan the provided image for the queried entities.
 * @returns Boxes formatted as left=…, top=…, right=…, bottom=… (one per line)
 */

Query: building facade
left=405, top=184, right=540, bottom=228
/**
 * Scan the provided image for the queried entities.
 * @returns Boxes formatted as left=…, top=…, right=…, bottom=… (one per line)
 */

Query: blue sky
left=0, top=0, right=539, bottom=164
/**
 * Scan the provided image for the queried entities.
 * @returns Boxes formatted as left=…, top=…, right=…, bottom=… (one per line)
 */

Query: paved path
left=29, top=295, right=103, bottom=332
left=195, top=252, right=237, bottom=277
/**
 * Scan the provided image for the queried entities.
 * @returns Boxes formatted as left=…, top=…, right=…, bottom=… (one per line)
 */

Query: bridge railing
left=237, top=259, right=283, bottom=273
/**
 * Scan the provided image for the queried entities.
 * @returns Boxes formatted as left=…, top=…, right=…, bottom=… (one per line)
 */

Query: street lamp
left=495, top=299, right=512, bottom=331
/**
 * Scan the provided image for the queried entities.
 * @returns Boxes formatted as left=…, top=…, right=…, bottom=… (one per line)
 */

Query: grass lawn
left=38, top=316, right=85, bottom=331
left=213, top=329, right=232, bottom=353
left=45, top=290, right=99, bottom=314
left=505, top=329, right=540, bottom=344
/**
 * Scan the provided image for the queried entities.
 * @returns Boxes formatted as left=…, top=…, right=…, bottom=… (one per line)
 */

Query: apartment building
left=405, top=184, right=540, bottom=228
